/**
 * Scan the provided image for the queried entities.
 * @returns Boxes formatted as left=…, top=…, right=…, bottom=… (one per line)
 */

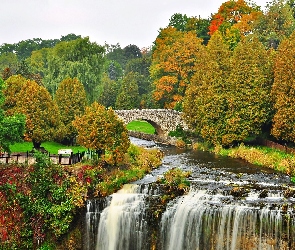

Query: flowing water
left=85, top=138, right=295, bottom=250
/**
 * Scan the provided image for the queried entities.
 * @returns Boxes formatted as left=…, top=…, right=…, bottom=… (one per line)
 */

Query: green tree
left=168, top=13, right=190, bottom=31
left=0, top=52, right=18, bottom=74
left=194, top=18, right=211, bottom=45
left=253, top=0, right=295, bottom=49
left=98, top=73, right=120, bottom=108
left=54, top=78, right=87, bottom=144
left=105, top=60, right=123, bottom=81
left=125, top=56, right=152, bottom=96
left=123, top=44, right=142, bottom=60
left=288, top=0, right=295, bottom=17
left=28, top=37, right=105, bottom=102
left=73, top=102, right=130, bottom=164
left=0, top=78, right=25, bottom=153
left=271, top=31, right=295, bottom=141
left=0, top=34, right=81, bottom=60
left=115, top=72, right=140, bottom=109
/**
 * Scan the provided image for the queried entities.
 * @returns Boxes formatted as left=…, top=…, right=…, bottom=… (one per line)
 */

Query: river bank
left=85, top=138, right=295, bottom=250
left=129, top=130, right=295, bottom=182
left=0, top=144, right=164, bottom=250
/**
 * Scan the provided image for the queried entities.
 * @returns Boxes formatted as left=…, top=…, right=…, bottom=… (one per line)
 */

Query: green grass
left=9, top=119, right=155, bottom=154
left=10, top=141, right=86, bottom=154
left=126, top=120, right=156, bottom=134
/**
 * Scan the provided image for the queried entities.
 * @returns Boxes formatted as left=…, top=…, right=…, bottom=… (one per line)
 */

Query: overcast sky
left=1, top=0, right=268, bottom=49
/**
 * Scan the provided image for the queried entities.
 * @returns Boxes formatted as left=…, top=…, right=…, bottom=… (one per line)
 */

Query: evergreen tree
left=271, top=31, right=295, bottom=142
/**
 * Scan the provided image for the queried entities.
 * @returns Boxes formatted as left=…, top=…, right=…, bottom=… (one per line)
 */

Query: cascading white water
left=84, top=138, right=295, bottom=250
left=94, top=184, right=149, bottom=250
left=160, top=189, right=294, bottom=250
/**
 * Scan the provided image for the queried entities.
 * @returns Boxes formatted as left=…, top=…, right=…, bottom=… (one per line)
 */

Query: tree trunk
left=33, top=140, right=41, bottom=149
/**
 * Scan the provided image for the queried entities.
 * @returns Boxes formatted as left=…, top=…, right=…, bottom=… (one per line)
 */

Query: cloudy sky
left=1, top=0, right=268, bottom=48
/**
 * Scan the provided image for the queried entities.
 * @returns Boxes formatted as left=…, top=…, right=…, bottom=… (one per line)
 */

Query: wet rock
left=230, top=187, right=250, bottom=198
left=284, top=188, right=295, bottom=198
left=258, top=189, right=268, bottom=198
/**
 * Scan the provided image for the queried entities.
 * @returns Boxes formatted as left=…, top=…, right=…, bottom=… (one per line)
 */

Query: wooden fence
left=0, top=151, right=85, bottom=165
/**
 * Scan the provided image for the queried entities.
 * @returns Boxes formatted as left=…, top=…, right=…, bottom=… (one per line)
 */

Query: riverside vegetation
left=0, top=144, right=164, bottom=249
left=0, top=118, right=193, bottom=249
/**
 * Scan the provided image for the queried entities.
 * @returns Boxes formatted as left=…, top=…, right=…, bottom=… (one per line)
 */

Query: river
left=85, top=137, right=295, bottom=250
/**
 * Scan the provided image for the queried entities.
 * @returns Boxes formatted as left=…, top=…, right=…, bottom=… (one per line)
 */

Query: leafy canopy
left=73, top=102, right=130, bottom=164
left=0, top=78, right=25, bottom=153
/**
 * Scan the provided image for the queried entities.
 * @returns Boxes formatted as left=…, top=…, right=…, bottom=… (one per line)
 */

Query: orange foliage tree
left=150, top=27, right=205, bottom=109
left=209, top=0, right=261, bottom=36
left=73, top=102, right=130, bottom=164
left=208, top=0, right=262, bottom=50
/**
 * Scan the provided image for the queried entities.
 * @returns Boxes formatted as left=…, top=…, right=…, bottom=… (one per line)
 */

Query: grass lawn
left=9, top=120, right=154, bottom=154
left=126, top=120, right=155, bottom=134
left=10, top=141, right=86, bottom=154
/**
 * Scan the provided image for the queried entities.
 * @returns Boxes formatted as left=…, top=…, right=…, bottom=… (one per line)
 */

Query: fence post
left=70, top=152, right=73, bottom=165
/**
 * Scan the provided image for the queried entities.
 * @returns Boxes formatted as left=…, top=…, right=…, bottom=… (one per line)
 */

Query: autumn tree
left=222, top=36, right=273, bottom=145
left=2, top=75, right=27, bottom=115
left=115, top=72, right=140, bottom=109
left=73, top=102, right=130, bottom=164
left=4, top=77, right=59, bottom=148
left=54, top=78, right=87, bottom=144
left=208, top=0, right=262, bottom=49
left=183, top=31, right=231, bottom=145
left=184, top=34, right=273, bottom=146
left=0, top=78, right=25, bottom=153
left=271, top=31, right=295, bottom=142
left=209, top=0, right=261, bottom=35
left=150, top=27, right=205, bottom=109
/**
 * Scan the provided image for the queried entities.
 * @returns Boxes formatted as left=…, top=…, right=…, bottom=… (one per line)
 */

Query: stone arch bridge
left=115, top=109, right=188, bottom=137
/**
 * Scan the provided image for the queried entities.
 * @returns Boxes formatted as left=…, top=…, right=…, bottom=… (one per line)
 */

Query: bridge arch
left=114, top=109, right=188, bottom=137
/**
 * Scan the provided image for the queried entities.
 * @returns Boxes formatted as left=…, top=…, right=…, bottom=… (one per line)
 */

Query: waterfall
left=84, top=142, right=295, bottom=250
left=85, top=186, right=295, bottom=250
left=85, top=184, right=153, bottom=250
left=160, top=189, right=295, bottom=250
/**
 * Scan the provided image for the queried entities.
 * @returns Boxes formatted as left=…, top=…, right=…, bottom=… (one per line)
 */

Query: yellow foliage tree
left=73, top=102, right=130, bottom=164
left=55, top=77, right=87, bottom=144
left=3, top=76, right=60, bottom=148
left=271, top=31, right=295, bottom=141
